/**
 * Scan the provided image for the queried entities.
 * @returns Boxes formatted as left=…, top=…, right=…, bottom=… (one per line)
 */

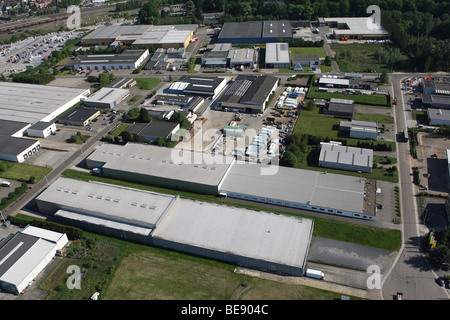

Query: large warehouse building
left=0, top=226, right=68, bottom=294
left=85, top=143, right=236, bottom=195
left=36, top=177, right=314, bottom=277
left=80, top=24, right=197, bottom=49
left=216, top=75, right=279, bottom=114
left=85, top=143, right=373, bottom=220
left=318, top=142, right=373, bottom=173
left=73, top=49, right=150, bottom=71
left=319, top=17, right=389, bottom=40
left=0, top=83, right=90, bottom=162
left=217, top=20, right=293, bottom=44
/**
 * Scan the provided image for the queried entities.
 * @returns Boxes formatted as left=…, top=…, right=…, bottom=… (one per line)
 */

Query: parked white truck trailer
left=305, top=269, right=324, bottom=280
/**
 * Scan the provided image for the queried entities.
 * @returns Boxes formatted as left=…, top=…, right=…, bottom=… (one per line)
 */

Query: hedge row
left=7, top=215, right=84, bottom=240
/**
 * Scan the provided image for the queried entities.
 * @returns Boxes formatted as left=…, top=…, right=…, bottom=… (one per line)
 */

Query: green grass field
left=354, top=113, right=394, bottom=124
left=330, top=43, right=412, bottom=73
left=0, top=160, right=52, bottom=183
left=38, top=232, right=358, bottom=300
left=290, top=47, right=327, bottom=58
left=127, top=95, right=143, bottom=105
left=134, top=78, right=161, bottom=90
left=307, top=86, right=389, bottom=106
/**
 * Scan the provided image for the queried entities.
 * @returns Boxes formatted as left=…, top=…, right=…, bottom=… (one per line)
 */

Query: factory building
left=319, top=17, right=389, bottom=40
left=427, top=108, right=450, bottom=126
left=84, top=88, right=130, bottom=109
left=35, top=177, right=314, bottom=277
left=0, top=226, right=68, bottom=294
left=340, top=120, right=378, bottom=140
left=73, top=49, right=150, bottom=71
left=217, top=20, right=293, bottom=44
left=323, top=98, right=355, bottom=119
left=58, top=109, right=101, bottom=126
left=126, top=120, right=180, bottom=142
left=168, top=75, right=228, bottom=99
left=217, top=75, right=278, bottom=114
left=219, top=162, right=374, bottom=220
left=227, top=48, right=256, bottom=69
left=318, top=142, right=373, bottom=173
left=265, top=43, right=291, bottom=69
left=80, top=24, right=197, bottom=49
left=421, top=94, right=450, bottom=109
left=85, top=143, right=236, bottom=195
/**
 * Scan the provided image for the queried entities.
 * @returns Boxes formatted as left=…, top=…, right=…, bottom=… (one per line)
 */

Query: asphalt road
left=380, top=73, right=450, bottom=300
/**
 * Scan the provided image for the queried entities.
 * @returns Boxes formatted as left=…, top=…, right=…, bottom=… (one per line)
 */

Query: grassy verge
left=110, top=124, right=129, bottom=136
left=290, top=47, right=327, bottom=58
left=354, top=113, right=394, bottom=124
left=0, top=160, right=52, bottom=183
left=61, top=169, right=401, bottom=251
left=127, top=95, right=143, bottom=105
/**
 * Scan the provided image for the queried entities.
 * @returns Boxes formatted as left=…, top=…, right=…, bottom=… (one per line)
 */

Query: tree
left=324, top=55, right=332, bottom=66
left=429, top=245, right=450, bottom=269
left=380, top=70, right=389, bottom=84
left=280, top=151, right=298, bottom=168
left=137, top=0, right=160, bottom=25
left=303, top=99, right=316, bottom=111
left=139, top=108, right=151, bottom=123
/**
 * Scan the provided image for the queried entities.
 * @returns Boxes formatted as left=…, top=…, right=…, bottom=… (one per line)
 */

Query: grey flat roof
left=152, top=198, right=313, bottom=269
left=218, top=21, right=263, bottom=40
left=82, top=25, right=152, bottom=41
left=227, top=48, right=255, bottom=63
left=136, top=120, right=179, bottom=138
left=59, top=108, right=99, bottom=122
left=74, top=49, right=148, bottom=65
left=0, top=119, right=30, bottom=136
left=86, top=143, right=235, bottom=188
left=28, top=121, right=53, bottom=131
left=319, top=143, right=373, bottom=168
left=220, top=163, right=366, bottom=214
left=240, top=75, right=278, bottom=105
left=36, top=177, right=178, bottom=230
left=262, top=21, right=293, bottom=38
left=85, top=88, right=129, bottom=104
left=265, top=43, right=290, bottom=64
left=292, top=55, right=319, bottom=62
left=0, top=82, right=90, bottom=123
left=428, top=108, right=450, bottom=121
left=178, top=75, right=226, bottom=94
left=0, top=232, right=38, bottom=278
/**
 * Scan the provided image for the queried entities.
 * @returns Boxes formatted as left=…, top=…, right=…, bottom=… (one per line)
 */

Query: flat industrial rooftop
left=152, top=198, right=313, bottom=270
left=86, top=143, right=235, bottom=188
left=220, top=163, right=366, bottom=214
left=0, top=82, right=90, bottom=123
left=36, top=177, right=178, bottom=231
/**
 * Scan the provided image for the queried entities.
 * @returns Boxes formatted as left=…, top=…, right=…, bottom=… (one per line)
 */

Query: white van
left=305, top=269, right=324, bottom=280
left=1, top=181, right=11, bottom=187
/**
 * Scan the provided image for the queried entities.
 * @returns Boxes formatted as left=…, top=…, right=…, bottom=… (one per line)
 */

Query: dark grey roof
left=218, top=75, right=258, bottom=104
left=0, top=232, right=39, bottom=278
left=59, top=109, right=99, bottom=123
left=73, top=49, right=148, bottom=65
left=0, top=119, right=29, bottom=136
left=179, top=75, right=225, bottom=94
left=292, top=55, right=319, bottom=62
left=126, top=122, right=147, bottom=135
left=28, top=121, right=53, bottom=131
left=262, top=20, right=292, bottom=38
left=0, top=136, right=39, bottom=155
left=107, top=77, right=135, bottom=88
left=218, top=21, right=263, bottom=40
left=240, top=75, right=278, bottom=106
left=139, top=120, right=179, bottom=139
left=327, top=103, right=355, bottom=114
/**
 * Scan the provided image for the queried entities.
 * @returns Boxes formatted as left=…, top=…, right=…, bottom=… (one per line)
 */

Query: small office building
left=228, top=48, right=256, bottom=69
left=84, top=88, right=130, bottom=109
left=340, top=120, right=378, bottom=140
left=26, top=121, right=57, bottom=138
left=324, top=98, right=355, bottom=119
left=292, top=55, right=319, bottom=67
left=58, top=109, right=101, bottom=126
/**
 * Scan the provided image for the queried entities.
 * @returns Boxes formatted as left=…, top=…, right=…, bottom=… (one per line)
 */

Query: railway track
left=0, top=5, right=115, bottom=34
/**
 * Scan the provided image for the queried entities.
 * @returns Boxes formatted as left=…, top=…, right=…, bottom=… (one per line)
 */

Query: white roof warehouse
left=36, top=177, right=314, bottom=277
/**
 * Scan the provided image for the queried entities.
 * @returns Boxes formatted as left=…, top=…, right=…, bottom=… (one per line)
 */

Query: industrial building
left=265, top=43, right=291, bottom=69
left=168, top=76, right=228, bottom=99
left=318, top=76, right=359, bottom=89
left=319, top=17, right=389, bottom=40
left=227, top=48, right=256, bottom=69
left=126, top=120, right=180, bottom=142
left=0, top=226, right=68, bottom=294
left=35, top=177, right=314, bottom=277
left=80, top=24, right=197, bottom=49
left=58, top=108, right=101, bottom=126
left=201, top=51, right=229, bottom=68
left=219, top=162, right=374, bottom=220
left=421, top=94, right=450, bottom=109
left=106, top=77, right=137, bottom=89
left=0, top=81, right=89, bottom=162
left=427, top=108, right=450, bottom=126
left=318, top=142, right=373, bottom=173
left=217, top=75, right=278, bottom=114
left=292, top=56, right=320, bottom=68
left=323, top=98, right=355, bottom=119
left=340, top=120, right=378, bottom=140
left=0, top=82, right=90, bottom=124
left=421, top=78, right=450, bottom=95
left=85, top=143, right=236, bottom=195
left=217, top=21, right=293, bottom=44
left=26, top=121, right=57, bottom=138
left=84, top=88, right=130, bottom=109
left=72, top=49, right=150, bottom=71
